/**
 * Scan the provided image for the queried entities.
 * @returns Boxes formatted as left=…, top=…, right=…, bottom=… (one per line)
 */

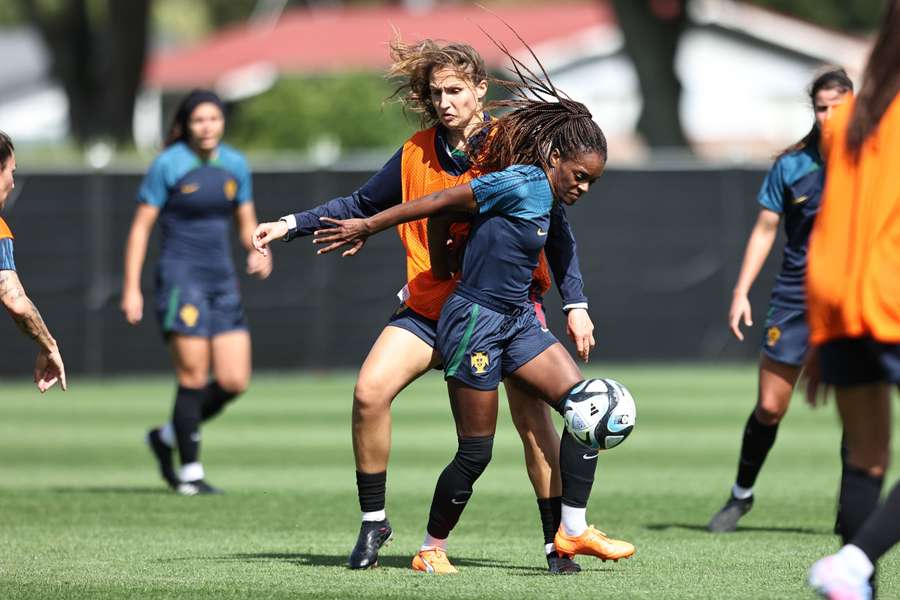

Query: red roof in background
left=146, top=2, right=615, bottom=89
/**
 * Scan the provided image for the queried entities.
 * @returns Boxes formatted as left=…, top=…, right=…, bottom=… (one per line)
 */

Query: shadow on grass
left=645, top=522, right=827, bottom=535
left=50, top=485, right=170, bottom=495
left=213, top=552, right=545, bottom=573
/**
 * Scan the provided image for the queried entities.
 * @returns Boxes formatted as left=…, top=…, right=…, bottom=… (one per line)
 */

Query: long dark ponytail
left=777, top=67, right=853, bottom=158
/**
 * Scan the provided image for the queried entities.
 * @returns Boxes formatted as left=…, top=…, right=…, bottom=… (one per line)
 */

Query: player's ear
left=548, top=147, right=561, bottom=167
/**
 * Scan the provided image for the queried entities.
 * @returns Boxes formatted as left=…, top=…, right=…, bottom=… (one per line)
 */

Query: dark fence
left=0, top=165, right=778, bottom=375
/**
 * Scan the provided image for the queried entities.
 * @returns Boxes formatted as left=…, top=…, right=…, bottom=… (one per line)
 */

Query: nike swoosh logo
left=180, top=183, right=199, bottom=194
left=537, top=228, right=548, bottom=236
left=583, top=453, right=598, bottom=460
left=451, top=498, right=468, bottom=505
left=791, top=195, right=809, bottom=205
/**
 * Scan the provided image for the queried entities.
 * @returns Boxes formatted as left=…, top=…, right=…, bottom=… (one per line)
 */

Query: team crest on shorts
left=766, top=326, right=781, bottom=347
left=470, top=351, right=489, bottom=374
left=180, top=304, right=200, bottom=328
left=224, top=178, right=238, bottom=201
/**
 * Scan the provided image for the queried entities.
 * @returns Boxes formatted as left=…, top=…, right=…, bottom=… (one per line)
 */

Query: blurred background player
left=0, top=131, right=66, bottom=393
left=708, top=68, right=853, bottom=532
left=805, top=1, right=900, bottom=597
left=121, top=90, right=272, bottom=495
left=253, top=39, right=596, bottom=573
left=310, top=53, right=634, bottom=574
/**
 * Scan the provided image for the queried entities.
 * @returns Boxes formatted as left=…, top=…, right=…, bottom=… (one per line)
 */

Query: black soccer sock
left=838, top=465, right=884, bottom=545
left=851, top=480, right=900, bottom=563
left=426, top=435, right=493, bottom=539
left=172, top=385, right=205, bottom=467
left=356, top=470, right=387, bottom=514
left=537, top=497, right=563, bottom=547
left=835, top=437, right=849, bottom=534
left=201, top=381, right=239, bottom=422
left=735, top=412, right=779, bottom=490
left=560, top=429, right=597, bottom=509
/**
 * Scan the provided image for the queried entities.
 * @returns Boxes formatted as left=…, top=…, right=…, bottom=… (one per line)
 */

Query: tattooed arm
left=0, top=269, right=67, bottom=392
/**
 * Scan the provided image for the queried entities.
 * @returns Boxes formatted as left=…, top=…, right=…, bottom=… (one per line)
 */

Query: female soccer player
left=0, top=131, right=66, bottom=393
left=805, top=2, right=900, bottom=596
left=302, top=53, right=634, bottom=574
left=254, top=40, right=597, bottom=573
left=121, top=90, right=272, bottom=495
left=707, top=69, right=853, bottom=532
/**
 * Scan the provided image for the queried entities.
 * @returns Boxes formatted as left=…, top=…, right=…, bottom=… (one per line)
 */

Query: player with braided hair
left=290, top=38, right=633, bottom=573
left=253, top=38, right=598, bottom=573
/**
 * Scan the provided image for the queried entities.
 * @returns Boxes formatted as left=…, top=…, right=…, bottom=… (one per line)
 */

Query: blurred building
left=0, top=1, right=871, bottom=161
left=0, top=27, right=68, bottom=142
left=144, top=0, right=870, bottom=162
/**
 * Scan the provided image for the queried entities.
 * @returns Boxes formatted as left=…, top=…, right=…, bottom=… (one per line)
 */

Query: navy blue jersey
left=138, top=142, right=252, bottom=282
left=455, top=165, right=553, bottom=311
left=757, top=145, right=824, bottom=309
left=283, top=126, right=587, bottom=308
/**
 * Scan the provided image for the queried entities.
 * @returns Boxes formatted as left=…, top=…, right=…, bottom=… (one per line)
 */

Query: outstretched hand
left=253, top=221, right=289, bottom=257
left=313, top=217, right=371, bottom=257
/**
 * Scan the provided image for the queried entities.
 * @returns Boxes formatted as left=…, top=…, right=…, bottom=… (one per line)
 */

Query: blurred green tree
left=226, top=72, right=414, bottom=153
left=744, top=0, right=884, bottom=32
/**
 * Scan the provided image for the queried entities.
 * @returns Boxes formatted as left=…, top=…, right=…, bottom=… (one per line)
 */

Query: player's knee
left=453, top=435, right=494, bottom=479
left=754, top=397, right=788, bottom=425
left=353, top=379, right=391, bottom=419
left=177, top=370, right=208, bottom=389
left=216, top=375, right=248, bottom=396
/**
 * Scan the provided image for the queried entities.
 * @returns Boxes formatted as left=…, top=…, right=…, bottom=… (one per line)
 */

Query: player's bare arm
left=1, top=269, right=55, bottom=349
left=0, top=269, right=67, bottom=392
left=313, top=183, right=477, bottom=256
left=121, top=203, right=159, bottom=325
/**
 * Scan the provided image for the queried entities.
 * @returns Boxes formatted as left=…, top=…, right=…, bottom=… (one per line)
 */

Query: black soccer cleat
left=547, top=552, right=581, bottom=574
left=145, top=428, right=179, bottom=490
left=707, top=494, right=754, bottom=532
left=176, top=479, right=223, bottom=496
left=348, top=519, right=393, bottom=569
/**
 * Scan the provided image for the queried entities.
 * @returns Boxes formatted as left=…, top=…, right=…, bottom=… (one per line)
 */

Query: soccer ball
left=562, top=378, right=636, bottom=450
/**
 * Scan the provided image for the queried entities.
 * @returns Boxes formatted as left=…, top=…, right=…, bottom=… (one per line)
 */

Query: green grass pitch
left=0, top=365, right=897, bottom=599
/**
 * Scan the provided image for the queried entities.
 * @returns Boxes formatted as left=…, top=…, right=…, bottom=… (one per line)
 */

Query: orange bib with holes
left=398, top=127, right=551, bottom=321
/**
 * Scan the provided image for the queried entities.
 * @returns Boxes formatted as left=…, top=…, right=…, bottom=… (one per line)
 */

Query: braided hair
left=470, top=23, right=607, bottom=174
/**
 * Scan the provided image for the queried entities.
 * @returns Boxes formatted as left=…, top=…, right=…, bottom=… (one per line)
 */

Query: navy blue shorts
left=820, top=337, right=900, bottom=386
left=155, top=273, right=247, bottom=338
left=387, top=304, right=438, bottom=347
left=760, top=305, right=809, bottom=367
left=437, top=293, right=557, bottom=391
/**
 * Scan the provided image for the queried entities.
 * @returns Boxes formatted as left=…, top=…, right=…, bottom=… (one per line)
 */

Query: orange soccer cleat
left=554, top=525, right=635, bottom=562
left=411, top=546, right=458, bottom=574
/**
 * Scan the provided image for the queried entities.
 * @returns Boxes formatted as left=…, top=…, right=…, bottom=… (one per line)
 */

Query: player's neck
left=190, top=143, right=219, bottom=163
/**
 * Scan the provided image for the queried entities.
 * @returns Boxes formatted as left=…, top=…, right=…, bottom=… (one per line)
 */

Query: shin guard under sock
left=735, top=412, right=778, bottom=489
left=172, top=386, right=205, bottom=466
left=838, top=466, right=884, bottom=545
left=426, top=435, right=493, bottom=539
left=560, top=428, right=597, bottom=509
left=201, top=381, right=238, bottom=422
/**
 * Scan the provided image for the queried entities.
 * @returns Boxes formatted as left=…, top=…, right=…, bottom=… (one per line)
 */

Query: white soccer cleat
left=808, top=554, right=872, bottom=600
